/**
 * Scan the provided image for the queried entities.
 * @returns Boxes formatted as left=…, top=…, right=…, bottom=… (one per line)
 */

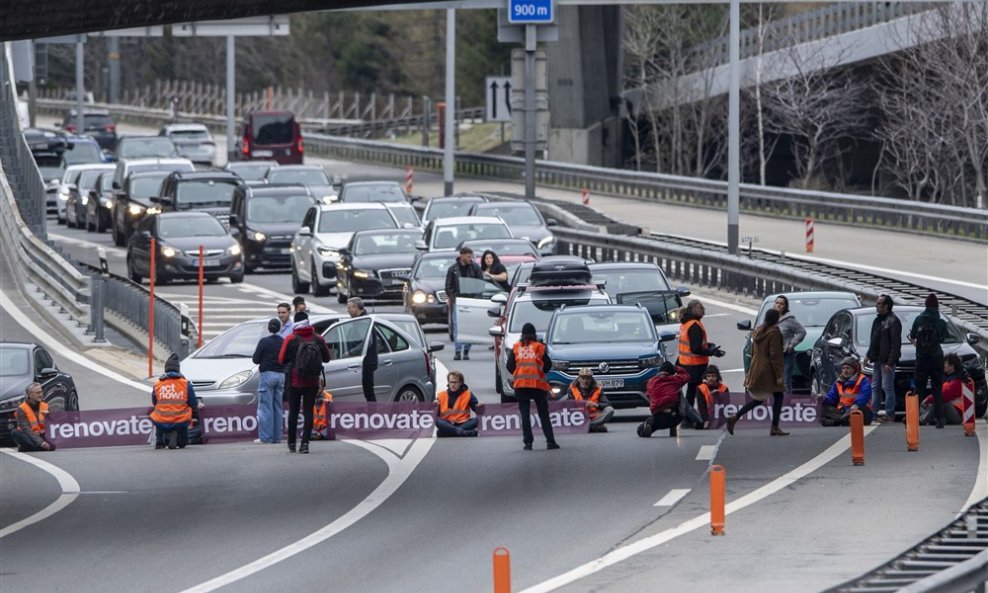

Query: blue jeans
left=450, top=304, right=471, bottom=354
left=871, top=363, right=897, bottom=417
left=258, top=371, right=285, bottom=443
left=783, top=352, right=796, bottom=394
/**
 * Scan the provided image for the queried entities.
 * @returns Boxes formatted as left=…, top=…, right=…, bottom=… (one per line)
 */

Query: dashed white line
left=653, top=488, right=691, bottom=507
left=695, top=445, right=716, bottom=461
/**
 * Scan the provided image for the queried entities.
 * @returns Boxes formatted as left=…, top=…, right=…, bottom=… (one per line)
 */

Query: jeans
left=783, top=352, right=796, bottom=394
left=871, top=363, right=897, bottom=417
left=257, top=371, right=285, bottom=443
left=154, top=423, right=189, bottom=447
left=450, top=304, right=471, bottom=355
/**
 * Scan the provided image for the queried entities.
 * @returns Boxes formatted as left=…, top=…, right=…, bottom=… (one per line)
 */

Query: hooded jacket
left=744, top=324, right=784, bottom=393
left=278, top=324, right=331, bottom=388
left=776, top=312, right=806, bottom=354
left=646, top=366, right=690, bottom=413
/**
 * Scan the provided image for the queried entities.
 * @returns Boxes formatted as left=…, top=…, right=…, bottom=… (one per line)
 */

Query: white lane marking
left=688, top=291, right=758, bottom=316
left=695, top=445, right=716, bottom=461
left=961, top=421, right=988, bottom=514
left=653, top=488, right=691, bottom=507
left=518, top=427, right=876, bottom=593
left=239, top=281, right=338, bottom=314
left=80, top=491, right=128, bottom=495
left=0, top=449, right=81, bottom=538
left=178, top=437, right=435, bottom=593
left=719, top=368, right=745, bottom=374
left=791, top=253, right=987, bottom=292
left=0, top=289, right=150, bottom=393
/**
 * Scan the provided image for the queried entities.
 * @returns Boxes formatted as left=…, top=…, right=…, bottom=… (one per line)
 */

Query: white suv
left=415, top=216, right=512, bottom=252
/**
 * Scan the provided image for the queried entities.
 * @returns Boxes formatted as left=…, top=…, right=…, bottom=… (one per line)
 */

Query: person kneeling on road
left=563, top=368, right=614, bottom=433
left=639, top=362, right=691, bottom=438
left=821, top=357, right=873, bottom=426
left=436, top=370, right=479, bottom=437
left=11, top=383, right=56, bottom=452
left=150, top=354, right=200, bottom=449
left=920, top=353, right=971, bottom=426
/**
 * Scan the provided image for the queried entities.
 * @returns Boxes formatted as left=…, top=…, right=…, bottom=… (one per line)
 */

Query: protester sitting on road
left=311, top=373, right=334, bottom=440
left=563, top=367, right=615, bottom=433
left=920, top=353, right=971, bottom=426
left=639, top=362, right=691, bottom=438
left=11, top=383, right=56, bottom=452
left=820, top=357, right=873, bottom=426
left=697, top=365, right=729, bottom=429
left=435, top=370, right=479, bottom=437
left=150, top=354, right=199, bottom=449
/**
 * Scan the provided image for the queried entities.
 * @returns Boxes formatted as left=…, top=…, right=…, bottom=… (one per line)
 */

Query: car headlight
left=161, top=246, right=180, bottom=258
left=0, top=394, right=26, bottom=410
left=412, top=290, right=427, bottom=304
left=101, top=198, right=114, bottom=209
left=228, top=244, right=242, bottom=256
left=57, top=187, right=70, bottom=200
left=80, top=195, right=89, bottom=205
left=552, top=360, right=570, bottom=371
left=218, top=370, right=253, bottom=390
left=639, top=356, right=661, bottom=368
left=352, top=269, right=373, bottom=279
left=321, top=195, right=338, bottom=204
left=537, top=236, right=555, bottom=249
left=128, top=204, right=145, bottom=216
left=667, top=309, right=679, bottom=321
left=145, top=207, right=161, bottom=215
left=317, top=246, right=339, bottom=258
left=249, top=230, right=266, bottom=242
left=550, top=385, right=563, bottom=396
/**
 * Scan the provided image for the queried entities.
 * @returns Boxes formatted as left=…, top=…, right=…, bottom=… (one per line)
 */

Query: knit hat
left=164, top=353, right=181, bottom=373
left=578, top=367, right=594, bottom=378
left=840, top=356, right=859, bottom=372
left=294, top=318, right=310, bottom=329
left=267, top=318, right=281, bottom=333
left=659, top=361, right=676, bottom=375
left=521, top=322, right=537, bottom=338
left=925, top=293, right=938, bottom=309
left=294, top=311, right=309, bottom=323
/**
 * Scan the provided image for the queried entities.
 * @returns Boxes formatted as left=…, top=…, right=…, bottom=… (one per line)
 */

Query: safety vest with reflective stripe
left=569, top=383, right=603, bottom=420
left=438, top=389, right=473, bottom=424
left=313, top=390, right=334, bottom=432
left=150, top=377, right=193, bottom=424
left=697, top=383, right=727, bottom=414
left=18, top=402, right=48, bottom=433
left=512, top=341, right=550, bottom=392
left=678, top=320, right=708, bottom=366
left=836, top=374, right=866, bottom=408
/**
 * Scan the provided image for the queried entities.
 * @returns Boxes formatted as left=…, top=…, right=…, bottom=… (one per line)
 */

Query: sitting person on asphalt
left=150, top=353, right=200, bottom=449
left=821, top=357, right=873, bottom=426
left=11, top=383, right=56, bottom=452
left=921, top=353, right=971, bottom=426
left=638, top=362, right=691, bottom=438
left=697, top=365, right=729, bottom=429
left=435, top=370, right=479, bottom=437
left=563, top=367, right=615, bottom=433
left=311, top=373, right=334, bottom=440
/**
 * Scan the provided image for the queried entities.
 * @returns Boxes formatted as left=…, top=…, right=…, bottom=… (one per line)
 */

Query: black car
left=810, top=305, right=987, bottom=417
left=469, top=201, right=558, bottom=256
left=229, top=184, right=316, bottom=272
left=225, top=160, right=279, bottom=186
left=85, top=171, right=116, bottom=233
left=338, top=181, right=410, bottom=204
left=421, top=195, right=488, bottom=223
left=60, top=109, right=117, bottom=150
left=126, top=212, right=244, bottom=284
left=336, top=229, right=424, bottom=304
left=401, top=251, right=454, bottom=325
left=112, top=170, right=172, bottom=246
left=589, top=261, right=691, bottom=333
left=154, top=170, right=244, bottom=225
left=0, top=342, right=79, bottom=444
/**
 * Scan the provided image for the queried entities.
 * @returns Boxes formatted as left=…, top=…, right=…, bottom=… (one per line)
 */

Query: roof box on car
left=529, top=256, right=592, bottom=287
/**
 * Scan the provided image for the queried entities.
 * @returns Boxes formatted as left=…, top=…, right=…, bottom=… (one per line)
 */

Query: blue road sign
left=507, top=0, right=554, bottom=24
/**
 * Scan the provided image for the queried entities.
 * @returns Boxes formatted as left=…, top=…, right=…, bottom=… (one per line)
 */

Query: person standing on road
left=10, top=383, right=55, bottom=452
left=150, top=354, right=199, bottom=449
left=278, top=314, right=331, bottom=453
left=909, top=293, right=949, bottom=428
left=435, top=370, right=480, bottom=437
left=481, top=250, right=510, bottom=292
left=507, top=322, right=559, bottom=450
left=564, top=367, right=615, bottom=433
left=727, top=308, right=789, bottom=436
left=775, top=295, right=806, bottom=395
left=445, top=246, right=483, bottom=361
left=638, top=362, right=691, bottom=438
left=821, top=357, right=873, bottom=426
left=347, top=297, right=377, bottom=402
left=677, top=300, right=725, bottom=428
left=252, top=318, right=285, bottom=444
left=865, top=294, right=902, bottom=423
left=276, top=302, right=294, bottom=339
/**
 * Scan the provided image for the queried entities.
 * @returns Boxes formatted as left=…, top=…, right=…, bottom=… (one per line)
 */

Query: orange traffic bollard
left=850, top=409, right=865, bottom=466
left=493, top=546, right=511, bottom=593
left=710, top=465, right=726, bottom=536
left=962, top=382, right=976, bottom=437
left=906, top=391, right=920, bottom=452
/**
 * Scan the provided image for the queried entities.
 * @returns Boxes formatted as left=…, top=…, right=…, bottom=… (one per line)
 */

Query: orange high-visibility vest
left=512, top=341, right=550, bottom=392
left=678, top=320, right=708, bottom=366
left=836, top=374, right=866, bottom=408
left=569, top=383, right=603, bottom=420
left=697, top=383, right=726, bottom=414
left=18, top=402, right=49, bottom=433
left=438, top=389, right=473, bottom=424
left=150, top=377, right=193, bottom=424
left=313, top=390, right=334, bottom=432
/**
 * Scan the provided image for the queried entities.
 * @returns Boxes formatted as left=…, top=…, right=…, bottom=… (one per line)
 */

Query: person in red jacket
left=278, top=314, right=331, bottom=454
left=921, top=353, right=972, bottom=425
left=639, top=362, right=691, bottom=438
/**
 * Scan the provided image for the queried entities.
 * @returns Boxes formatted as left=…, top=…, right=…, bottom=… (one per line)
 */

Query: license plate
left=598, top=378, right=624, bottom=389
left=253, top=150, right=273, bottom=157
left=280, top=248, right=291, bottom=254
left=199, top=259, right=221, bottom=268
left=32, top=143, right=49, bottom=150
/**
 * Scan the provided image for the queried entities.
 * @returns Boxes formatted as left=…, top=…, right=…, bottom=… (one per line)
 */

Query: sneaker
left=253, top=438, right=266, bottom=444
left=299, top=443, right=310, bottom=454
left=547, top=442, right=560, bottom=450
left=167, top=431, right=178, bottom=449
left=769, top=426, right=790, bottom=436
left=453, top=352, right=462, bottom=361
left=523, top=443, right=533, bottom=451
left=288, top=442, right=296, bottom=453
left=463, top=352, right=470, bottom=360
left=726, top=415, right=738, bottom=436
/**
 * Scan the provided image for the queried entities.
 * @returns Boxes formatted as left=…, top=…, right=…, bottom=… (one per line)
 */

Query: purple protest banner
left=477, top=401, right=589, bottom=437
left=708, top=391, right=821, bottom=429
left=326, top=402, right=437, bottom=440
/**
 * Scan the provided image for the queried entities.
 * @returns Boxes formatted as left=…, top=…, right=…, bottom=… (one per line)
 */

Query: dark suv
left=229, top=184, right=316, bottom=272
left=112, top=170, right=172, bottom=246
left=154, top=171, right=243, bottom=225
left=60, top=109, right=117, bottom=150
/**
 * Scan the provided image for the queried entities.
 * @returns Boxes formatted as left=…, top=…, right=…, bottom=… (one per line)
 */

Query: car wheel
left=810, top=371, right=822, bottom=398
left=291, top=262, right=309, bottom=294
left=113, top=224, right=126, bottom=247
left=312, top=261, right=330, bottom=297
left=46, top=394, right=67, bottom=413
left=230, top=271, right=244, bottom=284
left=67, top=390, right=80, bottom=411
left=127, top=257, right=142, bottom=284
left=394, top=385, right=423, bottom=402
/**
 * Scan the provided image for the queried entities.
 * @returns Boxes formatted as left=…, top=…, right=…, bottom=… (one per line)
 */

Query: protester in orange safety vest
left=150, top=354, right=199, bottom=449
left=921, top=353, right=971, bottom=426
left=677, top=300, right=725, bottom=428
left=310, top=375, right=334, bottom=440
left=11, top=382, right=55, bottom=452
left=821, top=357, right=873, bottom=426
left=697, top=365, right=729, bottom=429
left=565, top=368, right=614, bottom=433
left=507, top=322, right=559, bottom=450
left=435, top=370, right=479, bottom=437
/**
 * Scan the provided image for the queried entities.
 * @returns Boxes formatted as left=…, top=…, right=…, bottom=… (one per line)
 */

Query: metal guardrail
left=99, top=267, right=192, bottom=359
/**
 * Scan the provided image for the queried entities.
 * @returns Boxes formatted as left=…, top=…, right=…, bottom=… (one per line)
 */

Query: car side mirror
left=37, top=367, right=58, bottom=378
left=112, top=181, right=121, bottom=190
left=659, top=331, right=678, bottom=342
left=428, top=342, right=445, bottom=353
left=487, top=305, right=502, bottom=318
left=677, top=286, right=691, bottom=297
left=827, top=337, right=846, bottom=350
left=489, top=325, right=504, bottom=337
left=297, top=227, right=312, bottom=237
left=229, top=214, right=241, bottom=227
left=158, top=196, right=174, bottom=207
left=339, top=247, right=350, bottom=256
left=966, top=333, right=981, bottom=346
left=737, top=319, right=752, bottom=331
left=415, top=239, right=427, bottom=251
left=546, top=217, right=559, bottom=227
left=491, top=293, right=508, bottom=304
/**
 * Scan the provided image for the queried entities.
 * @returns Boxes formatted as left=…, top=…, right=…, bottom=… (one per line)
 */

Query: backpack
left=914, top=317, right=940, bottom=355
left=293, top=339, right=324, bottom=378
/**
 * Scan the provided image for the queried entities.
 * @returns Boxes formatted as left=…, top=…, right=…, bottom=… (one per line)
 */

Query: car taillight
left=242, top=136, right=250, bottom=156
left=104, top=124, right=115, bottom=132
left=65, top=124, right=76, bottom=133
left=296, top=137, right=304, bottom=154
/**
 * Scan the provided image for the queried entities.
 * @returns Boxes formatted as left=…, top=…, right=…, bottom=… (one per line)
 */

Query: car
left=416, top=215, right=513, bottom=252
left=290, top=202, right=401, bottom=297
left=153, top=170, right=244, bottom=224
left=370, top=312, right=445, bottom=388
left=60, top=135, right=110, bottom=165
left=421, top=195, right=488, bottom=222
left=112, top=170, right=173, bottom=246
left=225, top=160, right=279, bottom=185
left=64, top=164, right=114, bottom=229
left=809, top=305, right=987, bottom=417
left=336, top=229, right=424, bottom=304
left=23, top=127, right=67, bottom=154
left=60, top=109, right=117, bottom=150
left=469, top=201, right=557, bottom=256
left=401, top=252, right=453, bottom=325
left=159, top=123, right=217, bottom=165
left=0, top=341, right=79, bottom=445
left=229, top=184, right=316, bottom=272
left=235, top=110, right=303, bottom=165
left=738, top=291, right=862, bottom=393
left=84, top=171, right=116, bottom=233
left=114, top=135, right=179, bottom=161
left=589, top=262, right=691, bottom=340
left=385, top=202, right=422, bottom=229
left=544, top=304, right=673, bottom=408
left=338, top=180, right=410, bottom=203
left=126, top=211, right=245, bottom=284
left=55, top=164, right=100, bottom=224
left=264, top=165, right=338, bottom=203
left=111, top=156, right=195, bottom=192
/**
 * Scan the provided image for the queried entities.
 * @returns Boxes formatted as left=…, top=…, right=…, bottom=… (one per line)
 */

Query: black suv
left=60, top=109, right=117, bottom=150
left=229, top=184, right=315, bottom=272
left=112, top=170, right=172, bottom=246
left=154, top=171, right=243, bottom=225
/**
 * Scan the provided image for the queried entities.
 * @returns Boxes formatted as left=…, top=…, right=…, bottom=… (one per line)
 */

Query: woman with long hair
left=727, top=308, right=789, bottom=436
left=774, top=295, right=806, bottom=394
left=481, top=249, right=510, bottom=292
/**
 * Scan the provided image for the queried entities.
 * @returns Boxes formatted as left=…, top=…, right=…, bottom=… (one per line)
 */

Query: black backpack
left=293, top=339, right=324, bottom=378
left=914, top=317, right=940, bottom=355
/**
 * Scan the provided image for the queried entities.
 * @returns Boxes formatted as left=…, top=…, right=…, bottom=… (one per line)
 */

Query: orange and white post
left=580, top=188, right=590, bottom=206
left=493, top=547, right=511, bottom=593
left=805, top=217, right=815, bottom=253
left=962, top=382, right=976, bottom=437
left=405, top=166, right=414, bottom=195
left=850, top=409, right=865, bottom=466
left=906, top=391, right=920, bottom=452
left=710, top=465, right=726, bottom=535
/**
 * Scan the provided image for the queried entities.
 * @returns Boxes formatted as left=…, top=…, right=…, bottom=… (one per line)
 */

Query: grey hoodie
left=777, top=312, right=806, bottom=353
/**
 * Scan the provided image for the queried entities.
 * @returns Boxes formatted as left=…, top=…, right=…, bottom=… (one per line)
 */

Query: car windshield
left=130, top=175, right=168, bottom=199
left=593, top=269, right=671, bottom=297
left=251, top=114, right=295, bottom=144
left=476, top=205, right=541, bottom=226
left=62, top=169, right=83, bottom=184
left=464, top=241, right=537, bottom=256
left=37, top=160, right=65, bottom=180
left=128, top=162, right=194, bottom=178
left=159, top=216, right=227, bottom=238
left=388, top=206, right=420, bottom=227
left=342, top=184, right=406, bottom=203
left=268, top=169, right=329, bottom=186
left=854, top=311, right=963, bottom=348
left=354, top=231, right=421, bottom=255
left=414, top=257, right=449, bottom=279
left=426, top=200, right=481, bottom=220
left=247, top=195, right=313, bottom=224
left=318, top=208, right=397, bottom=233
left=433, top=223, right=511, bottom=249
left=175, top=180, right=238, bottom=210
left=508, top=296, right=595, bottom=333
left=77, top=169, right=108, bottom=191
left=118, top=138, right=177, bottom=159
left=0, top=346, right=29, bottom=376
left=62, top=142, right=103, bottom=164
left=229, top=164, right=272, bottom=181
left=758, top=296, right=860, bottom=328
left=195, top=321, right=266, bottom=358
left=550, top=310, right=655, bottom=344
left=99, top=174, right=113, bottom=191
left=168, top=129, right=211, bottom=141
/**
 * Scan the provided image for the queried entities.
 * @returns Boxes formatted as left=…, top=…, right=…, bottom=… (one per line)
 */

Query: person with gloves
left=677, top=300, right=725, bottom=428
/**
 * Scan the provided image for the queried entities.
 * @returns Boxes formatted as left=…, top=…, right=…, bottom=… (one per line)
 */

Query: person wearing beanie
left=507, top=322, right=559, bottom=450
left=563, top=367, right=615, bottom=433
left=279, top=310, right=331, bottom=454
left=909, top=292, right=949, bottom=427
left=697, top=365, right=730, bottom=429
left=252, top=318, right=286, bottom=444
left=677, top=300, right=726, bottom=429
left=150, top=353, right=199, bottom=449
left=820, top=357, right=873, bottom=426
left=639, top=361, right=691, bottom=438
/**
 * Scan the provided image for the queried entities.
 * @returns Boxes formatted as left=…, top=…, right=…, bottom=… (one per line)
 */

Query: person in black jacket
left=445, top=246, right=483, bottom=360
left=252, top=318, right=285, bottom=444
left=865, top=294, right=902, bottom=422
left=909, top=293, right=950, bottom=428
left=347, top=297, right=378, bottom=402
left=481, top=250, right=510, bottom=292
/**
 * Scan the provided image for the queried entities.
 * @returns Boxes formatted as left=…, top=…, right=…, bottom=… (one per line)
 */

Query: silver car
left=160, top=123, right=217, bottom=166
